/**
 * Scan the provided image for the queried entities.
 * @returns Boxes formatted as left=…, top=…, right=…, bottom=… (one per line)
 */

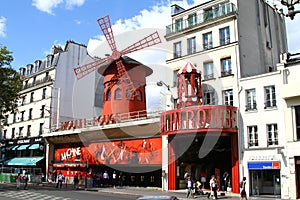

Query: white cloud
left=65, top=0, right=85, bottom=9
left=0, top=16, right=7, bottom=37
left=32, top=0, right=85, bottom=14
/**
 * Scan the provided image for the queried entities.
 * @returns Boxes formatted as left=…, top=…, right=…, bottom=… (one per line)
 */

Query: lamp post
left=281, top=0, right=300, bottom=20
left=157, top=81, right=178, bottom=109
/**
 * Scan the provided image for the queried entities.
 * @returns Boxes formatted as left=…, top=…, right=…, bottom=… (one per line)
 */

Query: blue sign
left=248, top=162, right=273, bottom=169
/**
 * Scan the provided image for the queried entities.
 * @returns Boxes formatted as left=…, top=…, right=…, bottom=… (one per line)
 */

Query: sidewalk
left=1, top=181, right=277, bottom=200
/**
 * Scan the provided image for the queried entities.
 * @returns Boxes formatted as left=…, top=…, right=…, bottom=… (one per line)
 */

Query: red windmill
left=73, top=15, right=162, bottom=123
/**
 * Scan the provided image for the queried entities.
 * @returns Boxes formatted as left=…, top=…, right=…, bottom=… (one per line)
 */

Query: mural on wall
left=54, top=137, right=162, bottom=165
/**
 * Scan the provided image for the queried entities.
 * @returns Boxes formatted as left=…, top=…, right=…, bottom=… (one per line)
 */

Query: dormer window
left=46, top=55, right=53, bottom=68
left=26, top=64, right=34, bottom=75
left=34, top=60, right=41, bottom=72
left=19, top=67, right=26, bottom=76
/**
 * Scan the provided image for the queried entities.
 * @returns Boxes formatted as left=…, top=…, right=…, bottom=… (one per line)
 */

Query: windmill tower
left=73, top=15, right=161, bottom=122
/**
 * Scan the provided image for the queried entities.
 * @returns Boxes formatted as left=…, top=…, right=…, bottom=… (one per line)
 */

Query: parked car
left=136, top=196, right=178, bottom=200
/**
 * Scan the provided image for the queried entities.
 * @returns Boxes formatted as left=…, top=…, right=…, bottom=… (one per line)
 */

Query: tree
left=0, top=45, right=22, bottom=119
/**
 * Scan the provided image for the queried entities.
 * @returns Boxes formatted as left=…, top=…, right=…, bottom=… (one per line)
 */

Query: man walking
left=207, top=175, right=217, bottom=199
left=56, top=171, right=64, bottom=189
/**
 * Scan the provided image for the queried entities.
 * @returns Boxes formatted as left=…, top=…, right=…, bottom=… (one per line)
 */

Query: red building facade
left=160, top=63, right=239, bottom=193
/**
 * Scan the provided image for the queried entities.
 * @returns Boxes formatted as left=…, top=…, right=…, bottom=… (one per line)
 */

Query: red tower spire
left=177, top=62, right=202, bottom=108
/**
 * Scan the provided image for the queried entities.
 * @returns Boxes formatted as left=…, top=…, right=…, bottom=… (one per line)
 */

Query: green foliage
left=0, top=45, right=22, bottom=118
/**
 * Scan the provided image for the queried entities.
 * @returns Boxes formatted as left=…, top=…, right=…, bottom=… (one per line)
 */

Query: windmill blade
left=115, top=60, right=137, bottom=97
left=120, top=31, right=161, bottom=56
left=97, top=15, right=117, bottom=52
left=74, top=56, right=112, bottom=80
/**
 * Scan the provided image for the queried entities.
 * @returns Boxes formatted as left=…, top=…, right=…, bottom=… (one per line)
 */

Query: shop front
left=1, top=137, right=46, bottom=183
left=50, top=137, right=162, bottom=187
left=45, top=116, right=162, bottom=187
left=247, top=161, right=281, bottom=196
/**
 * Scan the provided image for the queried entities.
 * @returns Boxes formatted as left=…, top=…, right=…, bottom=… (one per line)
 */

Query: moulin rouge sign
left=60, top=147, right=81, bottom=161
left=160, top=105, right=238, bottom=134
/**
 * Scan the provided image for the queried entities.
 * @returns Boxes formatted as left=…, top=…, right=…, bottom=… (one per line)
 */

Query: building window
left=12, top=128, right=15, bottom=138
left=20, top=111, right=25, bottom=121
left=106, top=90, right=111, bottom=101
left=265, top=85, right=276, bottom=108
left=267, top=124, right=278, bottom=146
left=173, top=69, right=179, bottom=87
left=223, top=89, right=233, bottom=106
left=28, top=108, right=32, bottom=120
left=3, top=130, right=7, bottom=140
left=42, top=88, right=46, bottom=99
left=203, top=90, right=216, bottom=105
left=27, top=125, right=31, bottom=137
left=39, top=123, right=44, bottom=135
left=32, top=76, right=36, bottom=85
left=203, top=62, right=214, bottom=80
left=19, top=127, right=23, bottom=138
left=248, top=125, right=258, bottom=147
left=136, top=90, right=142, bottom=101
left=21, top=96, right=25, bottom=106
left=246, top=89, right=257, bottom=111
left=41, top=105, right=45, bottom=118
left=115, top=88, right=122, bottom=100
left=203, top=8, right=213, bottom=21
left=187, top=13, right=197, bottom=27
left=221, top=57, right=232, bottom=76
left=24, top=80, right=28, bottom=88
left=220, top=26, right=230, bottom=46
left=173, top=42, right=182, bottom=58
left=203, top=32, right=213, bottom=50
left=295, top=105, right=300, bottom=140
left=13, top=113, right=16, bottom=123
left=175, top=18, right=183, bottom=32
left=187, top=37, right=196, bottom=55
left=30, top=92, right=34, bottom=103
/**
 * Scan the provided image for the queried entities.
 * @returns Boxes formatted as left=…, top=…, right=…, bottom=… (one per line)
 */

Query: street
left=0, top=183, right=138, bottom=200
left=0, top=182, right=284, bottom=200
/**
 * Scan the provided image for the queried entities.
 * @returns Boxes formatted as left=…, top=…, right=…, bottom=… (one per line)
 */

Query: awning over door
left=17, top=144, right=30, bottom=150
left=4, top=157, right=44, bottom=166
left=28, top=144, right=40, bottom=150
left=11, top=145, right=19, bottom=150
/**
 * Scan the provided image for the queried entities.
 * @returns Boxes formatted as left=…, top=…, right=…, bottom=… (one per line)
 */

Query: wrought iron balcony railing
left=166, top=3, right=236, bottom=36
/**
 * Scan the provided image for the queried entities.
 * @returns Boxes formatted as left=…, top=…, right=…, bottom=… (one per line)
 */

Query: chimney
left=51, top=45, right=63, bottom=55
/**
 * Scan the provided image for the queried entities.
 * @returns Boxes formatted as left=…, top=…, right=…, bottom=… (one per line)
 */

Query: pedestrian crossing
left=0, top=190, right=77, bottom=200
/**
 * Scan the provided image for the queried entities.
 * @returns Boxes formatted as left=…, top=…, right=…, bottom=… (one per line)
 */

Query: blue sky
left=0, top=0, right=300, bottom=70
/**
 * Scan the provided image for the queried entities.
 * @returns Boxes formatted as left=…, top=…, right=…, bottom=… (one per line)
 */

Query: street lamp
left=157, top=81, right=178, bottom=109
left=281, top=0, right=300, bottom=20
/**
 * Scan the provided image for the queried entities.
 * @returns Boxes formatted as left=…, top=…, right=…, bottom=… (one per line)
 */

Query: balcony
left=166, top=3, right=236, bottom=36
left=22, top=76, right=52, bottom=90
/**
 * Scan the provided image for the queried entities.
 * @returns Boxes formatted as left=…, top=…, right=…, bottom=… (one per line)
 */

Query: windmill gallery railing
left=58, top=109, right=163, bottom=132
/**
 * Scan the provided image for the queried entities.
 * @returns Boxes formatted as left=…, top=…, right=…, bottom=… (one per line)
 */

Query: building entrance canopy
left=4, top=156, right=44, bottom=166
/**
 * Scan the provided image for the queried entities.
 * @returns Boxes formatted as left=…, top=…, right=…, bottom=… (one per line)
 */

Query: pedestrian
left=53, top=169, right=57, bottom=183
left=112, top=171, right=117, bottom=189
left=118, top=172, right=123, bottom=187
left=223, top=171, right=229, bottom=192
left=56, top=171, right=63, bottom=189
left=103, top=170, right=109, bottom=187
left=16, top=173, right=21, bottom=189
left=207, top=175, right=217, bottom=199
left=74, top=173, right=79, bottom=189
left=240, top=177, right=248, bottom=200
left=79, top=173, right=83, bottom=186
left=184, top=171, right=190, bottom=187
left=186, top=176, right=194, bottom=199
left=200, top=171, right=206, bottom=189
left=24, top=171, right=29, bottom=190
